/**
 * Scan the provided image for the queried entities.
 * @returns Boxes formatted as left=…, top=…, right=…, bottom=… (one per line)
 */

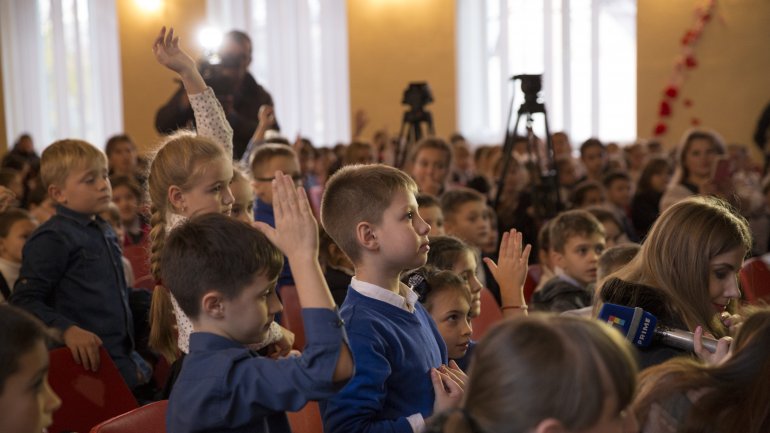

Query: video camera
left=198, top=53, right=245, bottom=101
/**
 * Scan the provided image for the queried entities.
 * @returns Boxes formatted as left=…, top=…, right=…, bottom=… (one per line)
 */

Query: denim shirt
left=11, top=205, right=138, bottom=386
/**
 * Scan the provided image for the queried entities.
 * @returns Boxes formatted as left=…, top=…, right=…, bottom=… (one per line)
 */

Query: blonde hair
left=321, top=164, right=417, bottom=263
left=445, top=315, right=637, bottom=433
left=603, top=196, right=750, bottom=337
left=40, top=139, right=107, bottom=188
left=147, top=131, right=229, bottom=362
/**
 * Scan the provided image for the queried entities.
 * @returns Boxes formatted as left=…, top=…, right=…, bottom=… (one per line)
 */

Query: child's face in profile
left=178, top=157, right=234, bottom=218
left=373, top=189, right=431, bottom=271
left=111, top=185, right=140, bottom=225
left=0, top=340, right=61, bottom=433
left=428, top=289, right=473, bottom=360
left=445, top=200, right=490, bottom=249
left=221, top=274, right=283, bottom=345
left=52, top=161, right=112, bottom=215
left=230, top=177, right=255, bottom=223
left=418, top=205, right=445, bottom=237
left=411, top=148, right=449, bottom=196
left=252, top=155, right=300, bottom=205
left=553, top=233, right=605, bottom=287
left=451, top=250, right=483, bottom=317
left=0, top=218, right=38, bottom=264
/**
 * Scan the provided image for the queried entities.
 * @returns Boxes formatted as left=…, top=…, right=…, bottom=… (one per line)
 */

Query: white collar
left=350, top=276, right=419, bottom=313
left=166, top=212, right=187, bottom=234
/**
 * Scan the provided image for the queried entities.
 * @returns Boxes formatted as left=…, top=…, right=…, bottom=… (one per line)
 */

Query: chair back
left=740, top=258, right=770, bottom=305
left=48, top=346, right=138, bottom=433
left=287, top=401, right=323, bottom=433
left=278, top=285, right=306, bottom=350
left=472, top=288, right=504, bottom=339
left=89, top=400, right=168, bottom=433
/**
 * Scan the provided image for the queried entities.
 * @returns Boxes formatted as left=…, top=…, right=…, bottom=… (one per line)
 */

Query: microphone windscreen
left=598, top=303, right=657, bottom=348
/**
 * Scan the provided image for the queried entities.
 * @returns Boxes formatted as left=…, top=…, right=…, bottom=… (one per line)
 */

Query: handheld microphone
left=598, top=303, right=718, bottom=353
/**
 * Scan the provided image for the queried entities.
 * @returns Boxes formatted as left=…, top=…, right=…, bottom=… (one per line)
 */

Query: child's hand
left=267, top=325, right=296, bottom=359
left=253, top=171, right=319, bottom=262
left=430, top=367, right=464, bottom=414
left=442, top=360, right=468, bottom=391
left=152, top=27, right=196, bottom=75
left=693, top=325, right=732, bottom=365
left=0, top=186, right=15, bottom=212
left=63, top=326, right=103, bottom=372
left=719, top=311, right=743, bottom=335
left=483, top=229, right=531, bottom=309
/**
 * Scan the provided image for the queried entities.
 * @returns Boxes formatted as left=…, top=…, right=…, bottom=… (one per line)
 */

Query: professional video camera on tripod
left=494, top=74, right=563, bottom=221
left=395, top=82, right=435, bottom=168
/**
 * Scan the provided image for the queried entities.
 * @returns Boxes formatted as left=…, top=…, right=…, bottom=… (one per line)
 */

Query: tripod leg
left=494, top=110, right=524, bottom=208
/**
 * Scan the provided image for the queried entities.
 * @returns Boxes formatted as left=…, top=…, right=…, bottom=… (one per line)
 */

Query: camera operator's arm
left=153, top=26, right=233, bottom=156
left=155, top=85, right=194, bottom=134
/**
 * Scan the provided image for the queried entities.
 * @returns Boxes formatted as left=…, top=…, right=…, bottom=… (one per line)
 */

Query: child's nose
left=268, top=292, right=284, bottom=315
left=223, top=185, right=235, bottom=205
left=415, top=213, right=431, bottom=235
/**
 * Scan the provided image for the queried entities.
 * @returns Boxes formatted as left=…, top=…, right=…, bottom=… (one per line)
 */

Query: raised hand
left=152, top=26, right=206, bottom=94
left=483, top=229, right=532, bottom=315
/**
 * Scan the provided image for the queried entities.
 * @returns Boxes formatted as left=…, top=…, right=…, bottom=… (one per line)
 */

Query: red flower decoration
left=665, top=85, right=679, bottom=99
left=691, top=118, right=701, bottom=126
left=654, top=122, right=668, bottom=136
left=684, top=98, right=693, bottom=108
left=685, top=55, right=698, bottom=68
left=659, top=100, right=672, bottom=117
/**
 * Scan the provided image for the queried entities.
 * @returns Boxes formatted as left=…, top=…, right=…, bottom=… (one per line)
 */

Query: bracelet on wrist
left=501, top=304, right=528, bottom=311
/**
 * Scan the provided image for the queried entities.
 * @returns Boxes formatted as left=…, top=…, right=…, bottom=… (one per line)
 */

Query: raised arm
left=153, top=26, right=233, bottom=155
left=483, top=229, right=532, bottom=317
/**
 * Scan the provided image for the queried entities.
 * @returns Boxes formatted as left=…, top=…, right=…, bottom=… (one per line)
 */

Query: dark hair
left=549, top=209, right=605, bottom=253
left=160, top=213, right=283, bottom=318
left=402, top=267, right=468, bottom=306
left=426, top=235, right=474, bottom=271
left=585, top=206, right=622, bottom=230
left=105, top=134, right=136, bottom=158
left=602, top=171, right=631, bottom=189
left=440, top=188, right=486, bottom=219
left=25, top=185, right=48, bottom=207
left=598, top=244, right=640, bottom=281
left=0, top=168, right=21, bottom=188
left=570, top=180, right=604, bottom=208
left=110, top=175, right=144, bottom=202
left=250, top=144, right=297, bottom=177
left=0, top=208, right=34, bottom=237
left=416, top=193, right=440, bottom=209
left=0, top=305, right=55, bottom=393
left=636, top=157, right=671, bottom=194
left=579, top=138, right=605, bottom=157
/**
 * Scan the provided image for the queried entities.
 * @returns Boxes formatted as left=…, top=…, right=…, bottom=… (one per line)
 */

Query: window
left=457, top=0, right=636, bottom=146
left=207, top=0, right=351, bottom=146
left=0, top=0, right=123, bottom=151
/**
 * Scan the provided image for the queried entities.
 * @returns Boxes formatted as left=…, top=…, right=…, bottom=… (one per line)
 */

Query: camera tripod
left=494, top=74, right=563, bottom=220
left=396, top=108, right=435, bottom=168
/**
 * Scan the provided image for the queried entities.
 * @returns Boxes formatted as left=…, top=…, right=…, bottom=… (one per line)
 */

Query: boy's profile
left=163, top=172, right=352, bottom=432
left=532, top=209, right=606, bottom=313
left=320, top=164, right=463, bottom=433
left=11, top=139, right=148, bottom=389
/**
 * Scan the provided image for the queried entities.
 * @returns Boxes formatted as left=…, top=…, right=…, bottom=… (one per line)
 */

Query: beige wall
left=347, top=0, right=457, bottom=140
left=638, top=0, right=770, bottom=154
left=117, top=0, right=207, bottom=152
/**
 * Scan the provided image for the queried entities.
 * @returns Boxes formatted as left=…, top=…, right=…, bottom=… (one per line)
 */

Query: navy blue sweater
left=322, top=287, right=447, bottom=433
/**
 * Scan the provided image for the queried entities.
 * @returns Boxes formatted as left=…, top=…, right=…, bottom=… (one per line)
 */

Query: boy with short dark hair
left=320, top=164, right=463, bottom=433
left=11, top=139, right=149, bottom=389
left=602, top=171, right=639, bottom=242
left=163, top=173, right=352, bottom=432
left=531, top=209, right=605, bottom=313
left=579, top=138, right=608, bottom=182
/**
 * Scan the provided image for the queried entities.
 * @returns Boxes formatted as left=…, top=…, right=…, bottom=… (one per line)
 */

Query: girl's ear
left=356, top=221, right=378, bottom=251
left=168, top=185, right=185, bottom=213
left=201, top=291, right=226, bottom=319
left=532, top=418, right=568, bottom=433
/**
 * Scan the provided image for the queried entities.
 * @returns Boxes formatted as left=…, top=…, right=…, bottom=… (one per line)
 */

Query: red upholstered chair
left=89, top=400, right=168, bottom=433
left=287, top=401, right=324, bottom=433
left=739, top=257, right=770, bottom=305
left=123, top=244, right=153, bottom=290
left=278, top=285, right=306, bottom=350
left=523, top=264, right=542, bottom=304
left=472, top=288, right=504, bottom=340
left=48, top=346, right=138, bottom=433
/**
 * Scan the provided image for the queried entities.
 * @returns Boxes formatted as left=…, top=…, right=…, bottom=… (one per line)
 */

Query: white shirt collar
left=350, top=276, right=419, bottom=313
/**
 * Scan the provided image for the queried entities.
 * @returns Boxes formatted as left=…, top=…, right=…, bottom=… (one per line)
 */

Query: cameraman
left=155, top=30, right=278, bottom=159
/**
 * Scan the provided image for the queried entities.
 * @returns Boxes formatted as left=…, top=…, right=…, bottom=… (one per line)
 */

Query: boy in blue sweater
left=163, top=172, right=352, bottom=432
left=320, top=164, right=464, bottom=433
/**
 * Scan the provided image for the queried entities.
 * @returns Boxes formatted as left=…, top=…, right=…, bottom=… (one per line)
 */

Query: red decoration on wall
left=650, top=0, right=717, bottom=138
left=659, top=100, right=672, bottom=117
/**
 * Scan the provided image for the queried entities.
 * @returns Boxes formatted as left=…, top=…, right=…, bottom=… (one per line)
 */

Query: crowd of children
left=1, top=24, right=769, bottom=433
